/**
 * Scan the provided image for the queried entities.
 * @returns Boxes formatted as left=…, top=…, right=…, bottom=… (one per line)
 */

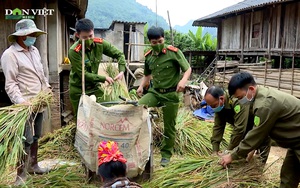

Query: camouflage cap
left=133, top=68, right=144, bottom=87
left=8, top=19, right=46, bottom=42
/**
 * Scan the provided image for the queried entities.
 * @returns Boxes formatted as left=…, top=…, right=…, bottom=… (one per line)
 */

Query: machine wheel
left=190, top=94, right=201, bottom=111
left=82, top=162, right=96, bottom=183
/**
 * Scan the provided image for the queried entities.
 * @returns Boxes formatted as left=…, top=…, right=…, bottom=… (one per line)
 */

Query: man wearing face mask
left=137, top=26, right=192, bottom=167
left=204, top=86, right=270, bottom=163
left=69, top=18, right=126, bottom=115
left=1, top=19, right=51, bottom=185
left=220, top=72, right=300, bottom=188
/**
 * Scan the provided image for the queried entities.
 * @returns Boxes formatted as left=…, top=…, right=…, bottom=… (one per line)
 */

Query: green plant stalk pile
left=100, top=63, right=130, bottom=101
left=152, top=108, right=231, bottom=156
left=0, top=90, right=53, bottom=176
left=2, top=165, right=97, bottom=188
left=142, top=156, right=275, bottom=188
left=38, top=123, right=79, bottom=161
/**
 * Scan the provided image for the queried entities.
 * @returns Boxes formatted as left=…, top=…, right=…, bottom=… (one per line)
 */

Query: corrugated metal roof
left=109, top=20, right=147, bottom=30
left=111, top=20, right=147, bottom=25
left=193, top=0, right=294, bottom=27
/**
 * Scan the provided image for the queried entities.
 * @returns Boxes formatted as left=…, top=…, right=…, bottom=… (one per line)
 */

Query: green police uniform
left=212, top=92, right=270, bottom=163
left=69, top=38, right=126, bottom=114
left=230, top=86, right=300, bottom=187
left=138, top=44, right=190, bottom=160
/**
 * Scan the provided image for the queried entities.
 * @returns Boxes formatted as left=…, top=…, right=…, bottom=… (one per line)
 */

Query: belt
left=86, top=85, right=96, bottom=90
left=154, top=87, right=177, bottom=93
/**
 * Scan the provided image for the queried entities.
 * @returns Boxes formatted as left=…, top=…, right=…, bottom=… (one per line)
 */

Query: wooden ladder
left=195, top=57, right=217, bottom=83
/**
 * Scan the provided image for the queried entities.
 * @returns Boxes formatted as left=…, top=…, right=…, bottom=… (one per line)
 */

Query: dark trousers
left=280, top=149, right=300, bottom=188
left=138, top=88, right=179, bottom=159
left=24, top=112, right=43, bottom=148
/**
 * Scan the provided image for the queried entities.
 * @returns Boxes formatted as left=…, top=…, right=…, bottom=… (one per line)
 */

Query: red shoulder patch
left=167, top=45, right=178, bottom=52
left=162, top=48, right=167, bottom=54
left=74, top=44, right=82, bottom=52
left=93, top=37, right=103, bottom=43
left=144, top=49, right=152, bottom=57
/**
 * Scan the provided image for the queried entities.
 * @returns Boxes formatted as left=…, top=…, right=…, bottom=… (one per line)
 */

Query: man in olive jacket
left=220, top=72, right=300, bottom=188
left=205, top=86, right=270, bottom=163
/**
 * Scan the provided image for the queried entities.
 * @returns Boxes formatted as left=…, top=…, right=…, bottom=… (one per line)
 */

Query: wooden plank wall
left=283, top=2, right=300, bottom=50
left=220, top=16, right=241, bottom=50
left=270, top=5, right=281, bottom=49
left=219, top=1, right=300, bottom=53
left=214, top=62, right=300, bottom=98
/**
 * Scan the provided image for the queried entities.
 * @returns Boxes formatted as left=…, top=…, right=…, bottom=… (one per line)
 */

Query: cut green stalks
left=100, top=63, right=131, bottom=101
left=152, top=108, right=231, bottom=156
left=0, top=90, right=53, bottom=176
left=142, top=156, right=271, bottom=188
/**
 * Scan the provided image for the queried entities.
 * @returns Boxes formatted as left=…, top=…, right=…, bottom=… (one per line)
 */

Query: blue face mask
left=239, top=89, right=253, bottom=105
left=23, top=36, right=36, bottom=47
left=212, top=98, right=224, bottom=113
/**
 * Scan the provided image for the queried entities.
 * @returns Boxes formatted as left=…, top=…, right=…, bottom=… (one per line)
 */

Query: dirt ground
left=263, top=146, right=287, bottom=184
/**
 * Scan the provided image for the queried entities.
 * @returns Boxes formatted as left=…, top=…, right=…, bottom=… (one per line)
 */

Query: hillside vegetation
left=86, top=0, right=169, bottom=29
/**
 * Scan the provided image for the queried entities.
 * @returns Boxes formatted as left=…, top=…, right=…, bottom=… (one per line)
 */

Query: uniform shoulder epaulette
left=144, top=49, right=152, bottom=57
left=74, top=44, right=82, bottom=52
left=93, top=37, right=103, bottom=43
left=167, top=45, right=178, bottom=52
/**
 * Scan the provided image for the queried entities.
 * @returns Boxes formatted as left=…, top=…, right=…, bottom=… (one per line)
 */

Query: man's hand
left=22, top=101, right=32, bottom=105
left=105, top=77, right=114, bottom=84
left=113, top=71, right=124, bottom=81
left=219, top=154, right=233, bottom=168
left=176, top=79, right=186, bottom=92
left=137, top=86, right=144, bottom=97
left=212, top=151, right=223, bottom=156
left=246, top=150, right=256, bottom=162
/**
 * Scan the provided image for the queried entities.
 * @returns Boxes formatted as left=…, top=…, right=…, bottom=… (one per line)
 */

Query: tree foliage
left=188, top=27, right=217, bottom=51
left=86, top=0, right=169, bottom=29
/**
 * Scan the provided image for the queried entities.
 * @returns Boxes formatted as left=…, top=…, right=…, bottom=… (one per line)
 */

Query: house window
left=252, top=23, right=260, bottom=38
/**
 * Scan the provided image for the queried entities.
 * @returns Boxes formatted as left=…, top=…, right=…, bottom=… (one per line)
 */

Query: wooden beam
left=241, top=14, right=245, bottom=62
left=267, top=7, right=273, bottom=60
left=126, top=25, right=133, bottom=87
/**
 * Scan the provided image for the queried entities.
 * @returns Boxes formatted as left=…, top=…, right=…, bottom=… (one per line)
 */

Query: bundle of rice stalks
left=24, top=164, right=97, bottom=188
left=129, top=89, right=139, bottom=101
left=99, top=63, right=130, bottom=101
left=0, top=90, right=53, bottom=175
left=152, top=108, right=230, bottom=156
left=38, top=122, right=79, bottom=161
left=142, top=156, right=272, bottom=188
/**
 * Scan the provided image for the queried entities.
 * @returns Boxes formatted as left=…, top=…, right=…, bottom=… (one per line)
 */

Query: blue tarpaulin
left=193, top=100, right=215, bottom=120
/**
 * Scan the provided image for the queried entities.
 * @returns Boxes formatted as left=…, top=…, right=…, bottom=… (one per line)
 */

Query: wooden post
left=167, top=10, right=174, bottom=46
left=291, top=53, right=295, bottom=95
left=240, top=14, right=245, bottom=63
left=126, top=25, right=133, bottom=87
left=223, top=55, right=227, bottom=87
left=264, top=60, right=267, bottom=86
left=82, top=39, right=85, bottom=95
left=267, top=7, right=273, bottom=61
left=278, top=3, right=286, bottom=90
left=291, top=4, right=299, bottom=95
left=278, top=46, right=283, bottom=90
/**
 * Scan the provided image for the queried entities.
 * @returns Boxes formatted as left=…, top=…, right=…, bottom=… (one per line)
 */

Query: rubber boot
left=27, top=142, right=49, bottom=174
left=14, top=148, right=30, bottom=186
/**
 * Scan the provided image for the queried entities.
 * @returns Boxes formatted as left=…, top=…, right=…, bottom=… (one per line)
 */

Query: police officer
left=137, top=26, right=192, bottom=167
left=204, top=86, right=270, bottom=163
left=220, top=72, right=300, bottom=188
left=69, top=18, right=126, bottom=115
